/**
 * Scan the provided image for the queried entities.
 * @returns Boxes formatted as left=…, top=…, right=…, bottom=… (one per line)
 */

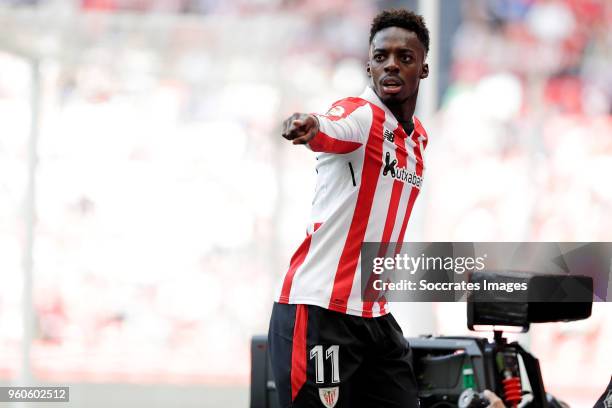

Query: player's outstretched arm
left=281, top=113, right=319, bottom=145
left=282, top=101, right=368, bottom=153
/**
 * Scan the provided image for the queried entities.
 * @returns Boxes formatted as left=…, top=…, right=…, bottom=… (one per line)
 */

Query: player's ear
left=366, top=62, right=371, bottom=78
left=420, top=63, right=429, bottom=79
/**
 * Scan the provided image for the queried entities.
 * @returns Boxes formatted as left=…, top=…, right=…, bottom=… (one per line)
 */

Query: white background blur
left=0, top=0, right=610, bottom=407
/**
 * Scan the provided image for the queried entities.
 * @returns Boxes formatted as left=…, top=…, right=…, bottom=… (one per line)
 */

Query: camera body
left=409, top=332, right=546, bottom=407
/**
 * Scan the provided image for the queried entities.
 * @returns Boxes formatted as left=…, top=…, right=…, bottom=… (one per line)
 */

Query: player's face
left=367, top=27, right=429, bottom=105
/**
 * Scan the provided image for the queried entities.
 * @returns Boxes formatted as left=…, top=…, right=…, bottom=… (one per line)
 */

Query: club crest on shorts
left=318, top=386, right=339, bottom=408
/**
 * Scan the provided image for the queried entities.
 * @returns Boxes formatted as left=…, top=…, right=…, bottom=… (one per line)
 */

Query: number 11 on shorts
left=310, top=345, right=340, bottom=384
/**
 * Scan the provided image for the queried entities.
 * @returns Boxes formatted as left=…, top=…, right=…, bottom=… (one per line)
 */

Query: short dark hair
left=369, top=9, right=430, bottom=55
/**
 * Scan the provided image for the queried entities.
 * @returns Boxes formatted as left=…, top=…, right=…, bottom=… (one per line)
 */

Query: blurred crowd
left=0, top=0, right=375, bottom=384
left=427, top=0, right=612, bottom=242
left=0, top=0, right=610, bottom=405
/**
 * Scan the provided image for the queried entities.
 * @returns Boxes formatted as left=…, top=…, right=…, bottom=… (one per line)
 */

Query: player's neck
left=385, top=97, right=417, bottom=130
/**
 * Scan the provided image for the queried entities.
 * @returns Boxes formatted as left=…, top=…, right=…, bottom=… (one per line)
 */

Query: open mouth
left=381, top=77, right=403, bottom=94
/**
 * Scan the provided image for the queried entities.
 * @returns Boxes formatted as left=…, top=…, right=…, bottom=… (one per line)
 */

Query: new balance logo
left=383, top=128, right=394, bottom=143
left=382, top=152, right=423, bottom=189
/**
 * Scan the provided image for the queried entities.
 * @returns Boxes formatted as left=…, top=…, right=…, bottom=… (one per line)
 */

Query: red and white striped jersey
left=276, top=86, right=428, bottom=318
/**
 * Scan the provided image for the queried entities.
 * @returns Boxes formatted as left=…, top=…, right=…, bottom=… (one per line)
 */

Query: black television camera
left=251, top=273, right=593, bottom=408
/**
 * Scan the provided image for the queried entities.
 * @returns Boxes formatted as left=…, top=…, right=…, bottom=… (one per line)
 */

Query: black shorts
left=267, top=302, right=419, bottom=408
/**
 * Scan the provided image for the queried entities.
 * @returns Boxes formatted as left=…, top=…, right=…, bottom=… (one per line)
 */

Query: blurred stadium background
left=0, top=0, right=610, bottom=407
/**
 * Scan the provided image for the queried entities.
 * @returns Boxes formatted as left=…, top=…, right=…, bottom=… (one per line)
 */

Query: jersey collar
left=359, top=86, right=414, bottom=137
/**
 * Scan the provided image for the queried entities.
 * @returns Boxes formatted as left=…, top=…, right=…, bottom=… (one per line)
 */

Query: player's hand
left=483, top=390, right=506, bottom=408
left=282, top=113, right=319, bottom=145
